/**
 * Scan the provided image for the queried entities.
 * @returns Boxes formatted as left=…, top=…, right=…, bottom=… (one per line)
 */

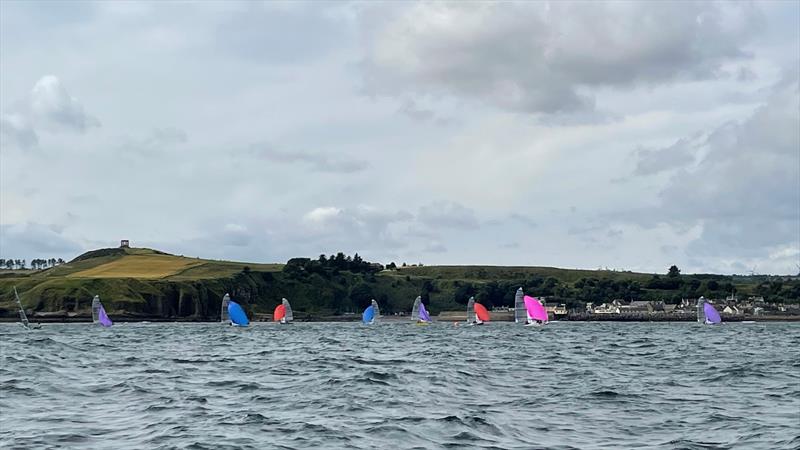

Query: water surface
left=1, top=322, right=798, bottom=449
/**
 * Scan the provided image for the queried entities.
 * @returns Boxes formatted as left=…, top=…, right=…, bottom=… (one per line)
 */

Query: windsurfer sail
left=14, top=287, right=39, bottom=330
left=91, top=295, right=113, bottom=327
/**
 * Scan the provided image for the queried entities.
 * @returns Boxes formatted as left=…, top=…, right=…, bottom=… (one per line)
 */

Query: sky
left=1, top=0, right=798, bottom=275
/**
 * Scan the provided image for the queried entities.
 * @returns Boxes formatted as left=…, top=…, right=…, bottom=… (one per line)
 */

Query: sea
left=1, top=321, right=798, bottom=449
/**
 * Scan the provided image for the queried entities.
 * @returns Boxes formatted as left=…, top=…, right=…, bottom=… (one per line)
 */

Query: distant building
left=120, top=240, right=130, bottom=248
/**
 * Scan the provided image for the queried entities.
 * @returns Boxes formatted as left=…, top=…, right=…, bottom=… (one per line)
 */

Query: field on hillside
left=67, top=254, right=204, bottom=279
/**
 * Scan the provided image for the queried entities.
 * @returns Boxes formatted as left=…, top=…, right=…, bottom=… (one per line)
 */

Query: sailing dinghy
left=696, top=296, right=722, bottom=325
left=91, top=295, right=113, bottom=327
left=362, top=299, right=380, bottom=325
left=222, top=293, right=249, bottom=327
left=14, top=287, right=40, bottom=330
left=524, top=295, right=549, bottom=326
left=411, top=296, right=431, bottom=325
left=473, top=302, right=490, bottom=325
left=274, top=298, right=293, bottom=324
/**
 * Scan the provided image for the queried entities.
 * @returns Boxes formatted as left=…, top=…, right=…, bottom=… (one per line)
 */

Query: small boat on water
left=91, top=295, right=113, bottom=327
left=474, top=302, right=490, bottom=325
left=362, top=299, right=380, bottom=325
left=274, top=298, right=293, bottom=324
left=14, top=287, right=40, bottom=330
left=524, top=295, right=549, bottom=326
left=411, top=296, right=431, bottom=325
left=467, top=296, right=490, bottom=325
left=221, top=293, right=249, bottom=327
left=697, top=296, right=722, bottom=325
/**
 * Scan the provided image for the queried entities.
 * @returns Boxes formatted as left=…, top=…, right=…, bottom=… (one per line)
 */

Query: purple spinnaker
left=524, top=295, right=548, bottom=322
left=703, top=302, right=721, bottom=324
left=98, top=305, right=113, bottom=327
left=419, top=302, right=431, bottom=322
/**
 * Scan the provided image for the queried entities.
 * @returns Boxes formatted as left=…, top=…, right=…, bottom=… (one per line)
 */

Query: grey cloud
left=634, top=134, right=702, bottom=176
left=1, top=76, right=98, bottom=149
left=509, top=213, right=537, bottom=228
left=252, top=144, right=367, bottom=173
left=0, top=222, right=83, bottom=258
left=418, top=201, right=479, bottom=230
left=502, top=242, right=520, bottom=249
left=642, top=71, right=799, bottom=256
left=360, top=2, right=761, bottom=115
left=0, top=113, right=38, bottom=149
left=121, top=127, right=188, bottom=155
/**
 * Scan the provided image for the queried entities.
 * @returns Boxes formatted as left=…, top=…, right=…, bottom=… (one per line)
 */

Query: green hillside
left=0, top=248, right=797, bottom=321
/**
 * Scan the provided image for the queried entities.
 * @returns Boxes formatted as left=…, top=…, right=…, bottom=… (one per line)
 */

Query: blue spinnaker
left=419, top=302, right=431, bottom=322
left=362, top=305, right=375, bottom=324
left=228, top=301, right=250, bottom=327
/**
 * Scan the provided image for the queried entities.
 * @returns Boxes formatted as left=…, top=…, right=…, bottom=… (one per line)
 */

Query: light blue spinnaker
left=227, top=301, right=249, bottom=327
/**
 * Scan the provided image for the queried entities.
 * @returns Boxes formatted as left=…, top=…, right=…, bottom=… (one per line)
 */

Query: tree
left=668, top=265, right=681, bottom=278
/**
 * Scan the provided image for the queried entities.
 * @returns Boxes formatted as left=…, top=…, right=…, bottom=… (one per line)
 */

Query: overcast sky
left=1, top=1, right=798, bottom=275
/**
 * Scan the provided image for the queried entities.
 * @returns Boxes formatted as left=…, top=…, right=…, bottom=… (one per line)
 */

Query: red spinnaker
left=274, top=304, right=286, bottom=322
left=474, top=302, right=490, bottom=322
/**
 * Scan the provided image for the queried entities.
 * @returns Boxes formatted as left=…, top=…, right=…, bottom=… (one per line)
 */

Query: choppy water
left=1, top=321, right=798, bottom=449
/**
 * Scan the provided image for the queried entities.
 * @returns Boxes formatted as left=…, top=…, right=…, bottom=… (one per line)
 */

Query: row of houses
left=585, top=296, right=796, bottom=316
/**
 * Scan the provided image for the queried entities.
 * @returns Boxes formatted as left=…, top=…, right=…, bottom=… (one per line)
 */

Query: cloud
left=633, top=134, right=703, bottom=176
left=0, top=222, right=83, bottom=258
left=28, top=75, right=100, bottom=132
left=422, top=242, right=447, bottom=253
left=360, top=2, right=762, bottom=115
left=418, top=201, right=479, bottom=230
left=509, top=213, right=537, bottom=228
left=251, top=144, right=367, bottom=173
left=0, top=112, right=38, bottom=149
left=639, top=70, right=799, bottom=259
left=0, top=75, right=98, bottom=149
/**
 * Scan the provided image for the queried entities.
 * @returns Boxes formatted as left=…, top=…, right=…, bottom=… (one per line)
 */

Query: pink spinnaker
left=524, top=295, right=548, bottom=322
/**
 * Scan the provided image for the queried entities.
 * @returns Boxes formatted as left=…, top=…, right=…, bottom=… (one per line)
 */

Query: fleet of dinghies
left=697, top=296, right=722, bottom=325
left=10, top=287, right=733, bottom=329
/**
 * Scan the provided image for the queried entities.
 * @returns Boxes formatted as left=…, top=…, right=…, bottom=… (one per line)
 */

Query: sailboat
left=362, top=299, right=380, bottom=325
left=474, top=302, right=490, bottom=325
left=274, top=298, right=293, bottom=324
left=227, top=298, right=250, bottom=327
left=523, top=295, right=549, bottom=326
left=411, top=296, right=431, bottom=325
left=91, top=295, right=113, bottom=327
left=697, top=297, right=722, bottom=325
left=14, top=287, right=40, bottom=330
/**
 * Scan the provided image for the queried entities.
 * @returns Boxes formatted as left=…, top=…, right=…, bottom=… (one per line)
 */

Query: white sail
left=91, top=295, right=102, bottom=324
left=282, top=298, right=293, bottom=323
left=513, top=287, right=526, bottom=323
left=14, top=287, right=30, bottom=329
left=466, top=296, right=475, bottom=323
left=220, top=293, right=230, bottom=323
left=411, top=296, right=422, bottom=321
left=371, top=299, right=380, bottom=321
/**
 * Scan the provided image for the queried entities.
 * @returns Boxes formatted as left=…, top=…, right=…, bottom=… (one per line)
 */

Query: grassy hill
left=1, top=247, right=796, bottom=321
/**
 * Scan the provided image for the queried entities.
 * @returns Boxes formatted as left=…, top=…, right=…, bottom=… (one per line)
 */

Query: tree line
left=0, top=258, right=66, bottom=270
